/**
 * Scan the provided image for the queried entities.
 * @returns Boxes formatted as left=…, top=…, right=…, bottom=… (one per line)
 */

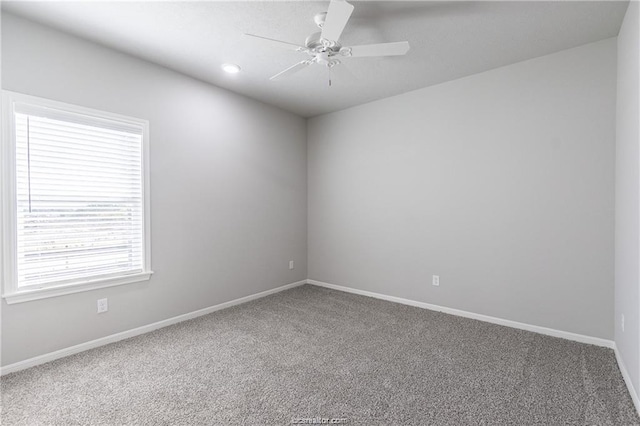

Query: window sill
left=2, top=271, right=154, bottom=304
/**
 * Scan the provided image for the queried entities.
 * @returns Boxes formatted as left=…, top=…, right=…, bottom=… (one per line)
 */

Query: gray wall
left=308, top=39, right=617, bottom=340
left=1, top=14, right=307, bottom=366
left=0, top=11, right=623, bottom=367
left=615, top=0, right=640, bottom=396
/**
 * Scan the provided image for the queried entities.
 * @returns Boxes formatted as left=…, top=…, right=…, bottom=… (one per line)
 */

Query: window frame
left=1, top=91, right=152, bottom=304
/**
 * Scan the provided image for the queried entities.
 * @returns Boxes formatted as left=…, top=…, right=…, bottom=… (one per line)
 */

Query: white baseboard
left=614, top=344, right=640, bottom=415
left=4, top=277, right=636, bottom=414
left=0, top=280, right=307, bottom=376
left=307, top=279, right=614, bottom=349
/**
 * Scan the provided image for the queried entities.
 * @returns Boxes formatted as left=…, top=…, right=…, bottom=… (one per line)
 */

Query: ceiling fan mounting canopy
left=313, top=12, right=328, bottom=29
left=244, top=0, right=410, bottom=82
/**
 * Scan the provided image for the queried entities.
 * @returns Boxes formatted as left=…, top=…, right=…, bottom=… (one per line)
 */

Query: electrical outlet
left=97, top=298, right=108, bottom=314
left=622, top=314, right=625, bottom=332
left=432, top=275, right=440, bottom=286
left=289, top=260, right=294, bottom=270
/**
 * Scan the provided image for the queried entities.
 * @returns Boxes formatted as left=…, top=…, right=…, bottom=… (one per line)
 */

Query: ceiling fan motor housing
left=305, top=31, right=341, bottom=53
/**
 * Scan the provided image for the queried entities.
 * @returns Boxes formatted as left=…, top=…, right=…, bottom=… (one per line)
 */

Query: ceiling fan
left=244, top=0, right=410, bottom=82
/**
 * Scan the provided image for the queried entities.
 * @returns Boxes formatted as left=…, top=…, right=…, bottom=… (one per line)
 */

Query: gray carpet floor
left=1, top=284, right=638, bottom=425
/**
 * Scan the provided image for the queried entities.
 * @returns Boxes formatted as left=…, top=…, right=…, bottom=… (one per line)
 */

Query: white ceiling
left=2, top=1, right=629, bottom=117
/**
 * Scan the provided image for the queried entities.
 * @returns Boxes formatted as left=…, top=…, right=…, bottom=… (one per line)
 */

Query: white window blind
left=13, top=106, right=145, bottom=289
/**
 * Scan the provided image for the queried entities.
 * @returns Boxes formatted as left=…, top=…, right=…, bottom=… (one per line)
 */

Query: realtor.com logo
left=291, top=417, right=348, bottom=424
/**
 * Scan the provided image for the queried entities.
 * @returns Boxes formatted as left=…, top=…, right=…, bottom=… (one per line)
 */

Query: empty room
left=1, top=0, right=639, bottom=424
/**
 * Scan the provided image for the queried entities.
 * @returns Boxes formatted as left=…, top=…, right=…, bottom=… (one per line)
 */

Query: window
left=2, top=91, right=152, bottom=303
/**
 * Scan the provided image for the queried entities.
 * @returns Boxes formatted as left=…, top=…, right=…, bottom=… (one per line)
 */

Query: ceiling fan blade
left=270, top=61, right=312, bottom=81
left=321, top=0, right=354, bottom=42
left=244, top=33, right=306, bottom=52
left=344, top=41, right=410, bottom=58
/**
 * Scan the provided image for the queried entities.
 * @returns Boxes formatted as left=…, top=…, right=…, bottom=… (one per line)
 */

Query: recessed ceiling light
left=222, top=63, right=241, bottom=74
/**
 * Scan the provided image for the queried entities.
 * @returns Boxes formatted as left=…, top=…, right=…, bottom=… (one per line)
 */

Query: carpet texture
left=1, top=285, right=638, bottom=425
